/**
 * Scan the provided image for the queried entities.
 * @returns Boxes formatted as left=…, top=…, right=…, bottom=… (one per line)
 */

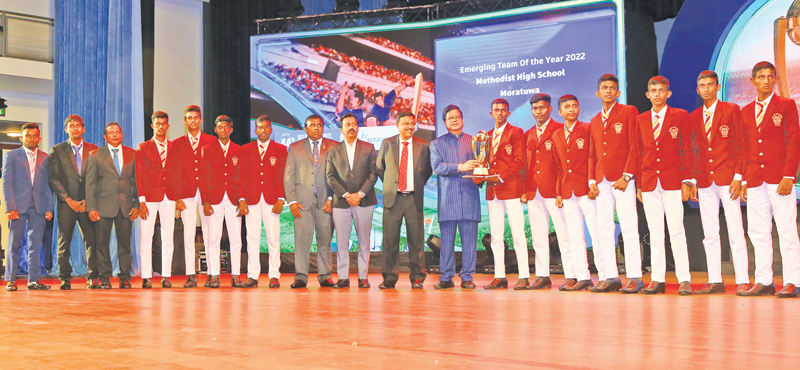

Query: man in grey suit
left=85, top=122, right=139, bottom=289
left=326, top=113, right=378, bottom=288
left=375, top=111, right=433, bottom=289
left=284, top=114, right=336, bottom=288
left=49, top=114, right=99, bottom=290
left=3, top=123, right=54, bottom=291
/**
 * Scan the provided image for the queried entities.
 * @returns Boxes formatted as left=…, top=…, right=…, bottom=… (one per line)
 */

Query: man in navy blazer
left=2, top=123, right=55, bottom=291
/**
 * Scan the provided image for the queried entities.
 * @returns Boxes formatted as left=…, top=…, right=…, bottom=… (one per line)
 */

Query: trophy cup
left=774, top=0, right=800, bottom=97
left=470, top=131, right=489, bottom=176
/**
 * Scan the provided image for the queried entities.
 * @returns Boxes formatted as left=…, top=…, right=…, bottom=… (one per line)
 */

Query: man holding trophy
left=430, top=105, right=482, bottom=289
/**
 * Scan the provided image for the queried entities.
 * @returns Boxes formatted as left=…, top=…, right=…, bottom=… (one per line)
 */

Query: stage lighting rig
left=333, top=0, right=360, bottom=13
left=278, top=0, right=305, bottom=17
left=385, top=0, right=408, bottom=8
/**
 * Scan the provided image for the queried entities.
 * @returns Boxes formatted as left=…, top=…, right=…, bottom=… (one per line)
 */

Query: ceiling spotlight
left=278, top=0, right=305, bottom=17
left=333, top=0, right=360, bottom=13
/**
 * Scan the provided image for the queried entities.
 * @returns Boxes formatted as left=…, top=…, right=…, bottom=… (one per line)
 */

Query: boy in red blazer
left=172, top=105, right=217, bottom=288
left=480, top=98, right=529, bottom=290
left=739, top=61, right=800, bottom=298
left=635, top=76, right=694, bottom=295
left=522, top=94, right=572, bottom=290
left=237, top=115, right=287, bottom=288
left=136, top=111, right=179, bottom=288
left=588, top=74, right=643, bottom=293
left=552, top=95, right=598, bottom=291
left=688, top=70, right=749, bottom=295
left=199, top=116, right=242, bottom=288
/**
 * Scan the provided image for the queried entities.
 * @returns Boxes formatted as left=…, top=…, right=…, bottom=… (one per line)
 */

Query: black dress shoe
left=738, top=283, right=775, bottom=296
left=411, top=279, right=423, bottom=289
left=526, top=276, right=552, bottom=290
left=320, top=278, right=335, bottom=287
left=120, top=280, right=132, bottom=289
left=621, top=278, right=645, bottom=294
left=6, top=282, right=18, bottom=291
left=776, top=283, right=800, bottom=298
left=268, top=278, right=279, bottom=288
left=434, top=280, right=455, bottom=289
left=245, top=278, right=260, bottom=288
left=291, top=280, right=307, bottom=289
left=87, top=278, right=100, bottom=290
left=142, top=278, right=153, bottom=289
left=358, top=279, right=370, bottom=288
left=559, top=278, right=577, bottom=291
left=590, top=278, right=622, bottom=293
left=461, top=281, right=476, bottom=289
left=204, top=276, right=213, bottom=288
left=563, top=279, right=593, bottom=291
left=334, top=279, right=350, bottom=288
left=161, top=278, right=172, bottom=288
left=642, top=281, right=666, bottom=294
left=695, top=282, right=726, bottom=295
left=100, top=280, right=112, bottom=289
left=678, top=281, right=693, bottom=295
left=27, top=281, right=51, bottom=290
left=378, top=282, right=395, bottom=289
left=483, top=278, right=508, bottom=290
left=184, top=275, right=197, bottom=288
left=231, top=276, right=244, bottom=288
left=207, top=276, right=220, bottom=289
left=736, top=283, right=752, bottom=295
left=513, top=278, right=530, bottom=290
left=60, top=280, right=71, bottom=290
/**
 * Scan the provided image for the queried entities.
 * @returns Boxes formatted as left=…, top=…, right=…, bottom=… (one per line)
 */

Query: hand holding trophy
left=464, top=131, right=496, bottom=180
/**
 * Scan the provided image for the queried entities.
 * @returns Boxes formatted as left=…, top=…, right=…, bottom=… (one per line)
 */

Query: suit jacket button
left=567, top=160, right=570, bottom=163
left=350, top=174, right=354, bottom=177
left=656, top=170, right=660, bottom=174
left=536, top=171, right=540, bottom=174
left=261, top=181, right=264, bottom=184
left=195, top=177, right=199, bottom=180
left=761, top=164, right=765, bottom=168
left=710, top=171, right=714, bottom=175
left=224, top=173, right=227, bottom=176
left=708, top=148, right=712, bottom=151
left=758, top=139, right=763, bottom=143
left=568, top=169, right=572, bottom=173
left=261, top=163, right=264, bottom=166
left=657, top=159, right=660, bottom=162
left=603, top=153, right=607, bottom=156
left=261, top=172, right=264, bottom=175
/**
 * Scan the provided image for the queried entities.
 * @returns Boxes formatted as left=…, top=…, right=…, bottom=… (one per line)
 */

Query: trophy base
left=472, top=168, right=489, bottom=176
left=463, top=174, right=500, bottom=180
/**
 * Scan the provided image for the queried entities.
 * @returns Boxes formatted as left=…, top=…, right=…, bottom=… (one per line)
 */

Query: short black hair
left=64, top=114, right=84, bottom=129
left=491, top=98, right=509, bottom=109
left=597, top=74, right=619, bottom=87
left=151, top=111, right=168, bottom=122
left=752, top=61, right=776, bottom=78
left=648, top=76, right=670, bottom=90
left=21, top=122, right=40, bottom=133
left=256, top=115, right=270, bottom=124
left=340, top=113, right=357, bottom=125
left=305, top=114, right=323, bottom=127
left=397, top=111, right=415, bottom=123
left=697, top=70, right=719, bottom=83
left=215, top=115, right=233, bottom=126
left=442, top=104, right=462, bottom=122
left=373, top=91, right=383, bottom=99
left=184, top=105, right=201, bottom=117
left=104, top=121, right=122, bottom=134
left=353, top=90, right=365, bottom=104
left=558, top=95, right=579, bottom=109
left=530, top=94, right=551, bottom=106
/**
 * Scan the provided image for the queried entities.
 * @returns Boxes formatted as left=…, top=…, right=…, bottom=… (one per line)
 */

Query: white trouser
left=698, top=184, right=749, bottom=284
left=528, top=191, right=571, bottom=278
left=179, top=189, right=210, bottom=275
left=140, top=197, right=176, bottom=278
left=487, top=197, right=529, bottom=279
left=207, top=195, right=242, bottom=277
left=561, top=194, right=599, bottom=281
left=746, top=183, right=800, bottom=285
left=245, top=197, right=281, bottom=279
left=641, top=181, right=690, bottom=283
left=596, top=179, right=642, bottom=279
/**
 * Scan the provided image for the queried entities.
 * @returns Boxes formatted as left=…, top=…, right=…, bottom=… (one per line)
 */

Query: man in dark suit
left=326, top=113, right=378, bottom=288
left=85, top=122, right=139, bottom=289
left=284, top=114, right=336, bottom=288
left=375, top=111, right=433, bottom=289
left=3, top=123, right=54, bottom=291
left=48, top=114, right=99, bottom=290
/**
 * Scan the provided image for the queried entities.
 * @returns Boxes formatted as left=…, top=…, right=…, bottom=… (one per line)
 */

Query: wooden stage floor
left=1, top=273, right=798, bottom=370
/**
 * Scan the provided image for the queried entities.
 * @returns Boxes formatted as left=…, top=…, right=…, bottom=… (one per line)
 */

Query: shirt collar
left=494, top=121, right=508, bottom=134
left=258, top=139, right=271, bottom=147
left=219, top=140, right=229, bottom=150
left=602, top=102, right=617, bottom=117
left=537, top=119, right=549, bottom=131
left=188, top=131, right=201, bottom=141
left=758, top=93, right=774, bottom=106
left=153, top=137, right=167, bottom=146
left=344, top=139, right=357, bottom=148
left=108, top=143, right=123, bottom=152
left=399, top=136, right=413, bottom=144
left=651, top=105, right=668, bottom=118
left=24, top=146, right=37, bottom=157
left=704, top=100, right=718, bottom=115
left=308, top=137, right=321, bottom=147
left=71, top=140, right=84, bottom=150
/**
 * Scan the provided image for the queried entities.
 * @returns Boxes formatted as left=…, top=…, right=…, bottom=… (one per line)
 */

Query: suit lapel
left=65, top=143, right=79, bottom=174
left=707, top=105, right=721, bottom=144
left=103, top=147, right=120, bottom=176
left=604, top=104, right=620, bottom=133
left=656, top=108, right=672, bottom=143
left=19, top=150, right=32, bottom=185
left=413, top=137, right=422, bottom=173
left=759, top=98, right=778, bottom=137
left=537, top=120, right=556, bottom=148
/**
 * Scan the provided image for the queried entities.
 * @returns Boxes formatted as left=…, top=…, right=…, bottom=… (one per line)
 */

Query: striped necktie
left=564, top=124, right=572, bottom=144
left=601, top=109, right=609, bottom=129
left=312, top=141, right=319, bottom=195
left=704, top=109, right=713, bottom=141
left=112, top=148, right=121, bottom=175
left=190, top=135, right=199, bottom=155
left=492, top=130, right=501, bottom=155
left=157, top=141, right=166, bottom=168
left=73, top=144, right=82, bottom=175
left=222, top=144, right=228, bottom=158
left=537, top=125, right=545, bottom=142
left=652, top=114, right=661, bottom=142
left=259, top=142, right=267, bottom=160
left=755, top=101, right=766, bottom=128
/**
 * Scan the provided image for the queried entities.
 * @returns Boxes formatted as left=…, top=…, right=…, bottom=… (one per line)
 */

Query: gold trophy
left=774, top=0, right=800, bottom=97
left=471, top=131, right=489, bottom=176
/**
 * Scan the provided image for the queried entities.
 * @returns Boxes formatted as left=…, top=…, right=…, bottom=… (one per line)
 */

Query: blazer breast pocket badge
left=719, top=125, right=729, bottom=138
left=232, top=157, right=238, bottom=166
left=505, top=144, right=512, bottom=155
left=545, top=140, right=552, bottom=150
left=576, top=138, right=585, bottom=149
left=773, top=113, right=782, bottom=126
left=270, top=156, right=277, bottom=166
left=669, top=127, right=679, bottom=139
left=614, top=122, right=623, bottom=134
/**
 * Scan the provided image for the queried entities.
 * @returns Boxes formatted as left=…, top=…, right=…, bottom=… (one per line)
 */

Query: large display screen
left=250, top=0, right=624, bottom=253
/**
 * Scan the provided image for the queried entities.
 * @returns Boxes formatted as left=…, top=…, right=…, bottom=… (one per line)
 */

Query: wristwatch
left=623, top=174, right=632, bottom=182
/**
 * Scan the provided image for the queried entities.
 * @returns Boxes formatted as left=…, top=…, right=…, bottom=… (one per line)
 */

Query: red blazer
left=741, top=94, right=800, bottom=187
left=636, top=106, right=694, bottom=192
left=524, top=118, right=564, bottom=199
left=589, top=103, right=640, bottom=182
left=172, top=132, right=217, bottom=199
left=135, top=139, right=178, bottom=202
left=238, top=140, right=287, bottom=205
left=689, top=101, right=748, bottom=188
left=199, top=141, right=242, bottom=205
left=553, top=121, right=595, bottom=199
left=486, top=123, right=525, bottom=200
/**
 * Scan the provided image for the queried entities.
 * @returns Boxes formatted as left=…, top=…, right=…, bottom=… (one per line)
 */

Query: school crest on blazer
left=232, top=156, right=238, bottom=166
left=614, top=122, right=623, bottom=134
left=719, top=125, right=729, bottom=138
left=545, top=140, right=552, bottom=150
left=773, top=113, right=782, bottom=126
left=270, top=156, right=276, bottom=166
left=505, top=144, right=512, bottom=155
left=669, top=126, right=679, bottom=139
left=576, top=138, right=585, bottom=149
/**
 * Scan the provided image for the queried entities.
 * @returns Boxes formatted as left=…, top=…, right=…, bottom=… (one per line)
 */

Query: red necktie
left=398, top=142, right=409, bottom=192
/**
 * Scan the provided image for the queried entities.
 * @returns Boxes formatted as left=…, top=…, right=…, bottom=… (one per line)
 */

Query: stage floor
left=1, top=273, right=798, bottom=369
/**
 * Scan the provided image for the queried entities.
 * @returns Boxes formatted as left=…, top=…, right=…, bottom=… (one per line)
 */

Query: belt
left=397, top=191, right=414, bottom=196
